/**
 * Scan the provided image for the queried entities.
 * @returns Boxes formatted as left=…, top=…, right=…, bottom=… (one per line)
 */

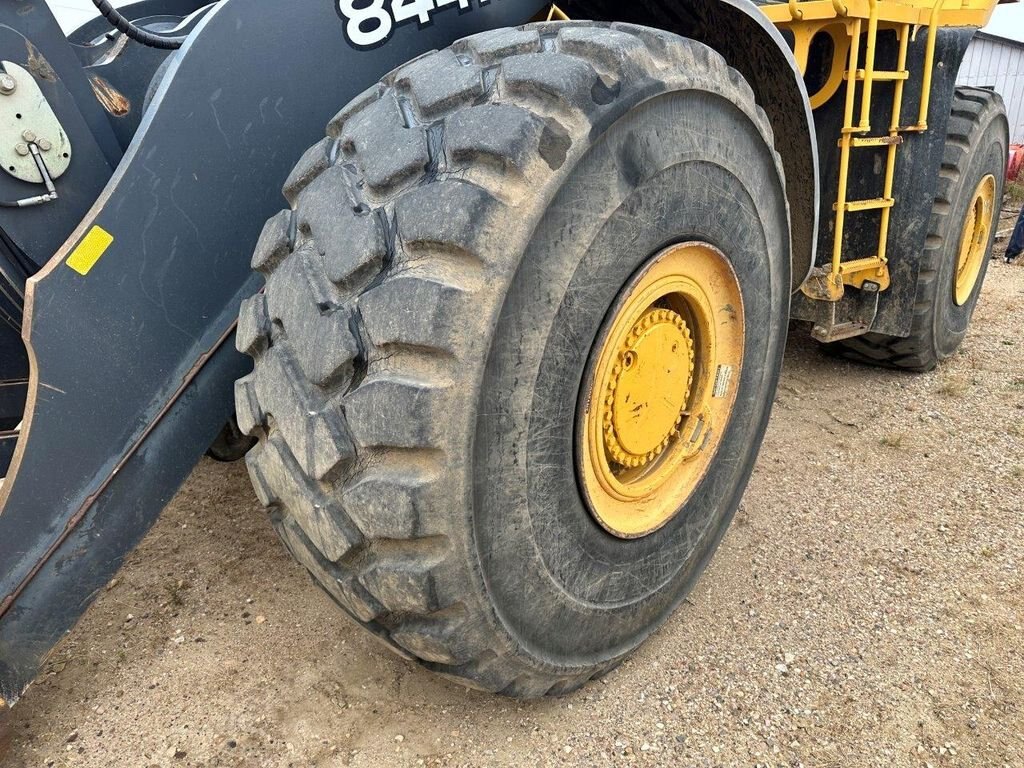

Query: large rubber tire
left=235, top=22, right=791, bottom=697
left=838, top=87, right=1009, bottom=372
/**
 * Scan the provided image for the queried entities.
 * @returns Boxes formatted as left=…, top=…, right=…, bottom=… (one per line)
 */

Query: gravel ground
left=4, top=241, right=1023, bottom=768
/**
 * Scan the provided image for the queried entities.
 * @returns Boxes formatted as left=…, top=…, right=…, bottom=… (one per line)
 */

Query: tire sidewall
left=472, top=89, right=791, bottom=668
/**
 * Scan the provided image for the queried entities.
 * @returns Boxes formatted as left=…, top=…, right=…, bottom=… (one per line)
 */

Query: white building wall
left=958, top=34, right=1024, bottom=144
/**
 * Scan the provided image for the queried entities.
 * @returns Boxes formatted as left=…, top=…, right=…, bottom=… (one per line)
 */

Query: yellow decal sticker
left=66, top=226, right=113, bottom=276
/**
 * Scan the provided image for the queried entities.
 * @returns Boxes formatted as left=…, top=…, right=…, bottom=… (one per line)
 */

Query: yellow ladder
left=811, top=0, right=944, bottom=301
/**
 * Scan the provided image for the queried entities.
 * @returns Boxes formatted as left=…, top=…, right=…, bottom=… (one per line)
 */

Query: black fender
left=567, top=0, right=820, bottom=292
left=0, top=0, right=549, bottom=707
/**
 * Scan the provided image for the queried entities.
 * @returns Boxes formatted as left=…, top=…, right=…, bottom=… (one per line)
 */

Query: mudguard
left=567, top=0, right=820, bottom=291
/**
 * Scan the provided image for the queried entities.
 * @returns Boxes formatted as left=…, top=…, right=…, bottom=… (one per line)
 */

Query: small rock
left=395, top=735, right=404, bottom=743
left=255, top=615, right=266, bottom=625
left=66, top=730, right=79, bottom=744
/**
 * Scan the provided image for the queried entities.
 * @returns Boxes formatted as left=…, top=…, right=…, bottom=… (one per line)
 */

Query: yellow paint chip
left=66, top=226, right=113, bottom=276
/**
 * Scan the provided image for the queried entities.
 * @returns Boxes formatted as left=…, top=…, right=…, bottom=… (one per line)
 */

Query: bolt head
left=14, top=143, right=29, bottom=157
left=37, top=138, right=52, bottom=152
left=0, top=74, right=15, bottom=94
left=21, top=130, right=36, bottom=143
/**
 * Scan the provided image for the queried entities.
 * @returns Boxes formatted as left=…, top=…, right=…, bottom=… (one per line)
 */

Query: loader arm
left=0, top=0, right=549, bottom=708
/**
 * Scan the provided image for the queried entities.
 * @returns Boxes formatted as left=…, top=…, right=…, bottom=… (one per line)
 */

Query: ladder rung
left=834, top=198, right=895, bottom=213
left=845, top=136, right=904, bottom=148
left=838, top=257, right=887, bottom=276
left=845, top=70, right=910, bottom=82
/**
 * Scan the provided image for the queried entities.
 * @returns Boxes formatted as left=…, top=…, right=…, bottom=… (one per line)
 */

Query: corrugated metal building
left=958, top=26, right=1024, bottom=143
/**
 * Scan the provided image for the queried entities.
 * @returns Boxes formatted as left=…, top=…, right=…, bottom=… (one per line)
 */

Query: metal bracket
left=808, top=281, right=882, bottom=342
left=0, top=61, right=71, bottom=185
left=801, top=265, right=846, bottom=302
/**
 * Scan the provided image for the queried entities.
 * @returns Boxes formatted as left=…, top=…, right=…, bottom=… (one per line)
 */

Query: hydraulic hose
left=90, top=0, right=187, bottom=49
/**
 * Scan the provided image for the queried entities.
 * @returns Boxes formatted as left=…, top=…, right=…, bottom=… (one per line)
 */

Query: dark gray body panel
left=0, top=0, right=548, bottom=706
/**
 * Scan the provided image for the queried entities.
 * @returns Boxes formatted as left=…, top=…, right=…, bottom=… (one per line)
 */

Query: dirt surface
left=5, top=244, right=1023, bottom=767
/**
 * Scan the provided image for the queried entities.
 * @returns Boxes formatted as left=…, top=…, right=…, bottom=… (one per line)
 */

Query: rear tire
left=838, top=87, right=1008, bottom=371
left=236, top=22, right=790, bottom=697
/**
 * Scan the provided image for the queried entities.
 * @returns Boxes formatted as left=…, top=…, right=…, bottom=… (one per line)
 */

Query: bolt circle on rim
left=578, top=242, right=746, bottom=539
left=602, top=307, right=695, bottom=470
left=954, top=173, right=996, bottom=307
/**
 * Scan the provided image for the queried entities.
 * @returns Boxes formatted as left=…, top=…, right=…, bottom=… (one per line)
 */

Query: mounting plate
left=0, top=61, right=71, bottom=184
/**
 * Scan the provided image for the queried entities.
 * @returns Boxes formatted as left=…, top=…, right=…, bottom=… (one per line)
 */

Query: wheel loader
left=0, top=0, right=1010, bottom=711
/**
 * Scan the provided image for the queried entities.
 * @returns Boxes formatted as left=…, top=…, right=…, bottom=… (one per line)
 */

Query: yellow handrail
left=832, top=17, right=863, bottom=281
left=858, top=0, right=880, bottom=130
left=911, top=0, right=946, bottom=130
left=546, top=4, right=569, bottom=21
left=876, top=23, right=912, bottom=268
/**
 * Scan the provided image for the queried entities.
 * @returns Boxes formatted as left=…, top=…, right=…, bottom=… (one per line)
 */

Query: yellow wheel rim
left=954, top=174, right=996, bottom=307
left=578, top=242, right=745, bottom=539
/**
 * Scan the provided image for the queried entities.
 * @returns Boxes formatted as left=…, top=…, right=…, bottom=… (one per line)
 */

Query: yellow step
left=845, top=136, right=904, bottom=148
left=844, top=69, right=910, bottom=81
left=834, top=198, right=895, bottom=213
left=838, top=257, right=891, bottom=292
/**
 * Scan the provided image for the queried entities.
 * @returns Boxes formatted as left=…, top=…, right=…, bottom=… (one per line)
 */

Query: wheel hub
left=602, top=308, right=694, bottom=469
left=954, top=173, right=996, bottom=307
left=578, top=242, right=745, bottom=539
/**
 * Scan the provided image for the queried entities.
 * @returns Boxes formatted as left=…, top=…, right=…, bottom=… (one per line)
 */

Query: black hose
left=90, top=0, right=187, bottom=49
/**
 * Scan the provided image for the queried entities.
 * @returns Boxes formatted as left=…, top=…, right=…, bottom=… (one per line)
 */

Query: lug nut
left=37, top=138, right=52, bottom=152
left=21, top=129, right=36, bottom=143
left=14, top=143, right=29, bottom=156
left=0, top=74, right=15, bottom=94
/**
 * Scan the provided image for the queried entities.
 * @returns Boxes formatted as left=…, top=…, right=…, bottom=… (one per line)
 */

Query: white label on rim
left=713, top=365, right=734, bottom=399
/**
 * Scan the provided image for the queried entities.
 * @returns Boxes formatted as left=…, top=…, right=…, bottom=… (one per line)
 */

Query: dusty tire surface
left=235, top=22, right=790, bottom=697
left=838, top=87, right=1009, bottom=372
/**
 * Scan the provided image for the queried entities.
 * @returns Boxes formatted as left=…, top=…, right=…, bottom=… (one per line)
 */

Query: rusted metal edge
left=0, top=319, right=238, bottom=621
